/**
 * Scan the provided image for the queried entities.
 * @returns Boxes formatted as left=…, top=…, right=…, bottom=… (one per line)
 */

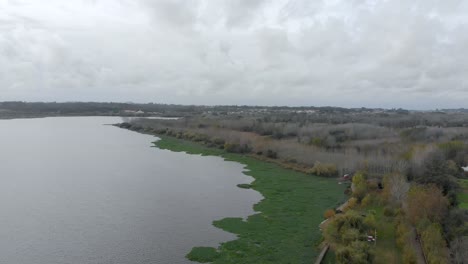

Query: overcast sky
left=0, top=0, right=467, bottom=109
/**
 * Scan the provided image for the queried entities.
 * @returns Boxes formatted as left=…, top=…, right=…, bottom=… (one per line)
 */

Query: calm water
left=0, top=117, right=261, bottom=264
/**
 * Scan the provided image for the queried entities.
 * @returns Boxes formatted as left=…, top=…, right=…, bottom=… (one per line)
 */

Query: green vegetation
left=324, top=210, right=375, bottom=263
left=153, top=136, right=346, bottom=263
left=459, top=179, right=468, bottom=209
left=459, top=192, right=468, bottom=209
left=186, top=247, right=220, bottom=263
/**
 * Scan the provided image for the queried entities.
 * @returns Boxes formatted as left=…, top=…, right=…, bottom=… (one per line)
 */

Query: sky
left=0, top=0, right=467, bottom=109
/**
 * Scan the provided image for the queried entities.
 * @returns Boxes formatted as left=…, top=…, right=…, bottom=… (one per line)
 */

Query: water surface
left=0, top=117, right=261, bottom=264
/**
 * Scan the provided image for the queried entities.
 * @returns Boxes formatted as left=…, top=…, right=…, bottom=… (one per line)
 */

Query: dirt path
left=409, top=227, right=427, bottom=264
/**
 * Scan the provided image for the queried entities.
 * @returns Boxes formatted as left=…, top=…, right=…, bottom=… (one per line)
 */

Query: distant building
left=123, top=110, right=145, bottom=115
left=463, top=166, right=468, bottom=172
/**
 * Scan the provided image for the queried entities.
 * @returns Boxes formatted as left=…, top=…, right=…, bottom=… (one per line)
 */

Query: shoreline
left=150, top=134, right=346, bottom=263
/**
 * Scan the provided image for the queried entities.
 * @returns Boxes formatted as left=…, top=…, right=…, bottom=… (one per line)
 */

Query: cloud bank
left=0, top=0, right=467, bottom=109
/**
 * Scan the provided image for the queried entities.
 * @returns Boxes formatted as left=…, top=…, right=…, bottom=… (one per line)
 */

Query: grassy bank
left=153, top=135, right=346, bottom=263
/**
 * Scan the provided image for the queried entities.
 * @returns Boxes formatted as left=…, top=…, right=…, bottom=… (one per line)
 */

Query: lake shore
left=150, top=134, right=346, bottom=263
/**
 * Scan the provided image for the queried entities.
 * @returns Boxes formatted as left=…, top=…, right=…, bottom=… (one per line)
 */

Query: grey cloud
left=223, top=0, right=267, bottom=28
left=0, top=0, right=467, bottom=108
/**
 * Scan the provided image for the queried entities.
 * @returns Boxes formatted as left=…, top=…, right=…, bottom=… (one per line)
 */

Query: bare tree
left=384, top=173, right=410, bottom=206
left=450, top=236, right=468, bottom=264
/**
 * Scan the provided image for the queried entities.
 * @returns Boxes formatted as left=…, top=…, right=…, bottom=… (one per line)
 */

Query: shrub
left=396, top=221, right=410, bottom=249
left=383, top=206, right=395, bottom=217
left=324, top=209, right=336, bottom=219
left=212, top=138, right=225, bottom=146
left=309, top=162, right=338, bottom=177
left=224, top=143, right=240, bottom=153
left=266, top=149, right=277, bottom=159
left=345, top=197, right=358, bottom=211
left=224, top=143, right=252, bottom=154
left=310, top=137, right=326, bottom=147
left=154, top=128, right=167, bottom=134
left=361, top=194, right=373, bottom=207
left=403, top=247, right=417, bottom=264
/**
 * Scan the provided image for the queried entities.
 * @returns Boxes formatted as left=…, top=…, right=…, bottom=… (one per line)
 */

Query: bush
left=310, top=137, right=326, bottom=147
left=403, top=248, right=417, bottom=264
left=383, top=206, right=395, bottom=217
left=266, top=149, right=278, bottom=159
left=224, top=143, right=238, bottom=152
left=309, top=162, right=338, bottom=177
left=212, top=138, right=225, bottom=146
left=224, top=143, right=252, bottom=154
left=396, top=221, right=410, bottom=249
left=345, top=197, right=358, bottom=211
left=324, top=209, right=336, bottom=219
left=361, top=194, right=373, bottom=207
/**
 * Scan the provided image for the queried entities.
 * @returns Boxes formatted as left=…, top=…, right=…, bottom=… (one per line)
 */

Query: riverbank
left=153, top=135, right=346, bottom=263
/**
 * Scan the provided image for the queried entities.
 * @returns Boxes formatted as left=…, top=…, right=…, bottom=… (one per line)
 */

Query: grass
left=458, top=179, right=468, bottom=209
left=358, top=204, right=401, bottom=264
left=153, top=135, right=346, bottom=263
left=458, top=192, right=468, bottom=209
left=459, top=179, right=468, bottom=189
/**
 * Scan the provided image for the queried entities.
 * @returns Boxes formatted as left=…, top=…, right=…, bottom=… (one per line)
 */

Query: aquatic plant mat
left=154, top=136, right=346, bottom=263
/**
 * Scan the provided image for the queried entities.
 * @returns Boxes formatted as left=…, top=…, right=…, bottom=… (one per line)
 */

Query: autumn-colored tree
left=405, top=185, right=449, bottom=225
left=421, top=223, right=449, bottom=264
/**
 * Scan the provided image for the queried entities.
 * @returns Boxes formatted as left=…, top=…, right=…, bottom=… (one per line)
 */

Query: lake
left=0, top=117, right=262, bottom=264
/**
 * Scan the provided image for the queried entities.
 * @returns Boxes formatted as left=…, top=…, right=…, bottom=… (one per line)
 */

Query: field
left=154, top=135, right=346, bottom=263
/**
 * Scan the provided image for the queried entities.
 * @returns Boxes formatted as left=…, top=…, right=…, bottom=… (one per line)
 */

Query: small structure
left=338, top=173, right=353, bottom=184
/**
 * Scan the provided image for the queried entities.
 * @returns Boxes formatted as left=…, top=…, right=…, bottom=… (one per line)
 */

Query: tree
left=421, top=223, right=449, bottom=264
left=450, top=236, right=468, bottom=264
left=352, top=172, right=367, bottom=202
left=336, top=241, right=373, bottom=264
left=406, top=185, right=449, bottom=225
left=383, top=173, right=409, bottom=206
left=416, top=152, right=459, bottom=195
